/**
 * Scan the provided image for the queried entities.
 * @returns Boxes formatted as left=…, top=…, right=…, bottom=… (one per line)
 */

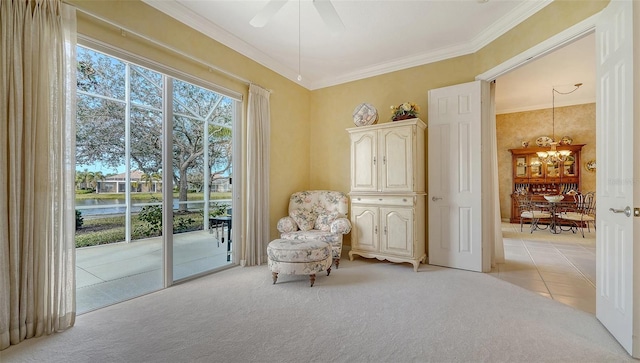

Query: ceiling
left=143, top=0, right=595, bottom=114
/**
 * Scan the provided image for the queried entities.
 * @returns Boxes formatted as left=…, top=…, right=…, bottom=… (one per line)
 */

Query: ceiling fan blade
left=250, top=0, right=289, bottom=28
left=313, top=0, right=345, bottom=35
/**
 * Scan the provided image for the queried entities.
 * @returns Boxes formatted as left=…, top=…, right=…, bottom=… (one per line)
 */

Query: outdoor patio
left=76, top=229, right=233, bottom=314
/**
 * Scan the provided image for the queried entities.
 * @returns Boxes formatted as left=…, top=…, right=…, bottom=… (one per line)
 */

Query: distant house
left=211, top=176, right=231, bottom=193
left=96, top=170, right=162, bottom=193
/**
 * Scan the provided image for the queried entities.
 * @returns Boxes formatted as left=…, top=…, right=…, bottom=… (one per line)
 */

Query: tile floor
left=490, top=222, right=596, bottom=314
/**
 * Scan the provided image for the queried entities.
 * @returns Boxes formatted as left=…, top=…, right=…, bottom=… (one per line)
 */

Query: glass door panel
left=515, top=156, right=527, bottom=178
left=75, top=46, right=163, bottom=313
left=530, top=157, right=543, bottom=177
left=563, top=155, right=576, bottom=176
left=546, top=160, right=560, bottom=178
left=172, top=79, right=233, bottom=281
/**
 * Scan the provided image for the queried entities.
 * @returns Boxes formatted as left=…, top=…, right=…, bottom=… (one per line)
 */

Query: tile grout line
left=550, top=243, right=597, bottom=289
left=520, top=239, right=553, bottom=297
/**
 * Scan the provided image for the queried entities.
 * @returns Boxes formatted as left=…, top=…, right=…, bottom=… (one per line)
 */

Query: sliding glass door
left=75, top=44, right=238, bottom=313
left=171, top=79, right=234, bottom=281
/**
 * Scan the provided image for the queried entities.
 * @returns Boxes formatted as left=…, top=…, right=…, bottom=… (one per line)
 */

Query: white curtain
left=242, top=84, right=271, bottom=266
left=0, top=0, right=77, bottom=350
left=490, top=81, right=505, bottom=265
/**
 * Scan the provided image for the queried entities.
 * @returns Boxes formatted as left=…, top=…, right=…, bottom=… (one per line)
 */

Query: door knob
left=609, top=206, right=632, bottom=217
left=432, top=196, right=442, bottom=202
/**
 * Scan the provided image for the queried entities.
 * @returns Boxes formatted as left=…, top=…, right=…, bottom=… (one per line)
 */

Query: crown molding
left=142, top=0, right=307, bottom=86
left=308, top=42, right=473, bottom=90
left=470, top=0, right=553, bottom=53
left=144, top=0, right=553, bottom=91
left=497, top=97, right=596, bottom=115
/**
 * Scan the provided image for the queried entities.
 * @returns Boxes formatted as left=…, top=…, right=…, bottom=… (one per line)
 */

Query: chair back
left=574, top=192, right=596, bottom=215
left=514, top=193, right=533, bottom=212
left=288, top=190, right=349, bottom=216
left=582, top=192, right=596, bottom=216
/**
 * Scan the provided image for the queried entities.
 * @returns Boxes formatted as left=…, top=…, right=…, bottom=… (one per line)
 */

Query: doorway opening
left=488, top=31, right=596, bottom=314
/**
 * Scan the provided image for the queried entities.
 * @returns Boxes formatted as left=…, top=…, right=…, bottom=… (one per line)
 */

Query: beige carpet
left=1, top=256, right=632, bottom=363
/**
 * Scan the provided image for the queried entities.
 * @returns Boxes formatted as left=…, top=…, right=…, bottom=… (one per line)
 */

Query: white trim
left=470, top=1, right=553, bottom=53
left=476, top=14, right=598, bottom=82
left=231, top=101, right=242, bottom=266
left=143, top=0, right=551, bottom=91
left=497, top=99, right=596, bottom=115
left=163, top=77, right=174, bottom=287
left=78, top=35, right=243, bottom=101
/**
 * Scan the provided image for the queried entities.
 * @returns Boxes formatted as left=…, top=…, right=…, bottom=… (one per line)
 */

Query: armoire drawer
left=351, top=195, right=414, bottom=206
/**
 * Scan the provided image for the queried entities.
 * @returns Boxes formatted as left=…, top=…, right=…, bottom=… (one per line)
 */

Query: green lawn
left=75, top=211, right=205, bottom=248
left=74, top=191, right=230, bottom=248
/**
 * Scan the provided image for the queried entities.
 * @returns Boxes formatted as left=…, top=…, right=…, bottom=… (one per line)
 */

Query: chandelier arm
left=543, top=83, right=581, bottom=165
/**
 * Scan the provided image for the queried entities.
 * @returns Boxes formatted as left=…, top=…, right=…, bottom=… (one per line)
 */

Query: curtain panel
left=242, top=84, right=271, bottom=266
left=0, top=0, right=76, bottom=350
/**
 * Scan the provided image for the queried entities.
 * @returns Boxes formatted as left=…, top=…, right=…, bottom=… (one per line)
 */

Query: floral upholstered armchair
left=277, top=190, right=351, bottom=268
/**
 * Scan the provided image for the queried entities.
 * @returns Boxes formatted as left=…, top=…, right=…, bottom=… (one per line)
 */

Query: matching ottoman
left=267, top=239, right=332, bottom=287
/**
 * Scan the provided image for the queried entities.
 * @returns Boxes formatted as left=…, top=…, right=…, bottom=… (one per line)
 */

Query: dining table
left=533, top=199, right=577, bottom=234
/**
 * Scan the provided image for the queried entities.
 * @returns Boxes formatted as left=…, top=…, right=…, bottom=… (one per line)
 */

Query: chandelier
left=536, top=83, right=582, bottom=164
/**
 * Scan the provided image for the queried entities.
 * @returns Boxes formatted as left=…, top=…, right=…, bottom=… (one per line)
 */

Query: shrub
left=75, top=210, right=84, bottom=230
left=136, top=199, right=162, bottom=236
left=209, top=201, right=228, bottom=217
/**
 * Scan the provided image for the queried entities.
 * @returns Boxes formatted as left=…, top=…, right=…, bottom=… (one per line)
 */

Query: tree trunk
left=179, top=168, right=189, bottom=212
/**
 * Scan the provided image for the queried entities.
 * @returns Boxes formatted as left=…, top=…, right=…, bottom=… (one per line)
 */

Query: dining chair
left=514, top=193, right=551, bottom=233
left=556, top=192, right=596, bottom=237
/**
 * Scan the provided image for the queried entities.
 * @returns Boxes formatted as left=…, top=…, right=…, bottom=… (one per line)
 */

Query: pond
left=76, top=198, right=228, bottom=216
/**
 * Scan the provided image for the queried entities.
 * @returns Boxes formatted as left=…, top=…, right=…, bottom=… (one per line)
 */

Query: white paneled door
left=595, top=0, right=637, bottom=357
left=428, top=81, right=483, bottom=272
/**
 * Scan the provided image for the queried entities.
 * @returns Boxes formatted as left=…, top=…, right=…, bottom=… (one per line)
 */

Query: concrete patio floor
left=76, top=229, right=233, bottom=314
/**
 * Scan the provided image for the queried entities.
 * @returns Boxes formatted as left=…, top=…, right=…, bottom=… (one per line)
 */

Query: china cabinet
left=347, top=118, right=426, bottom=271
left=509, top=144, right=584, bottom=223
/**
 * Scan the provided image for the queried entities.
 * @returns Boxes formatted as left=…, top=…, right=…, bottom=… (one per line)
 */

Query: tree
left=76, top=46, right=233, bottom=209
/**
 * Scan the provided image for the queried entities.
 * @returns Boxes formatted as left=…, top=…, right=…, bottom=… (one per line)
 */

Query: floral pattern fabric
left=330, top=218, right=351, bottom=234
left=276, top=190, right=352, bottom=266
left=315, top=211, right=341, bottom=231
left=289, top=209, right=317, bottom=231
left=280, top=230, right=343, bottom=259
left=267, top=239, right=332, bottom=263
left=268, top=258, right=332, bottom=276
left=267, top=239, right=332, bottom=276
left=276, top=216, right=298, bottom=233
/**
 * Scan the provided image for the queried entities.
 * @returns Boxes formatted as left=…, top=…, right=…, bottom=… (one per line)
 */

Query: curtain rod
left=67, top=2, right=262, bottom=90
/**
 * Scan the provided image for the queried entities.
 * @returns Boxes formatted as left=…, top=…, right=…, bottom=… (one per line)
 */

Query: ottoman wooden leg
left=272, top=272, right=278, bottom=284
left=326, top=267, right=331, bottom=276
left=309, top=274, right=316, bottom=287
left=334, top=258, right=340, bottom=269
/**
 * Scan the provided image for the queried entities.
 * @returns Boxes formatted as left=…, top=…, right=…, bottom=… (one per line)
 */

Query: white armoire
left=347, top=118, right=426, bottom=271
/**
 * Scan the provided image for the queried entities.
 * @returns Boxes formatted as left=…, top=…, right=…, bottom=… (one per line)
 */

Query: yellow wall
left=70, top=0, right=312, bottom=240
left=310, top=1, right=607, bottom=246
left=69, top=0, right=608, bottom=245
left=496, top=104, right=597, bottom=220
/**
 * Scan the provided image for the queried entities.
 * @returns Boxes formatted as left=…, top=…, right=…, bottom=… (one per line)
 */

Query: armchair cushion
left=330, top=217, right=352, bottom=235
left=279, top=190, right=351, bottom=268
left=315, top=211, right=342, bottom=231
left=290, top=209, right=317, bottom=231
left=277, top=216, right=298, bottom=233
